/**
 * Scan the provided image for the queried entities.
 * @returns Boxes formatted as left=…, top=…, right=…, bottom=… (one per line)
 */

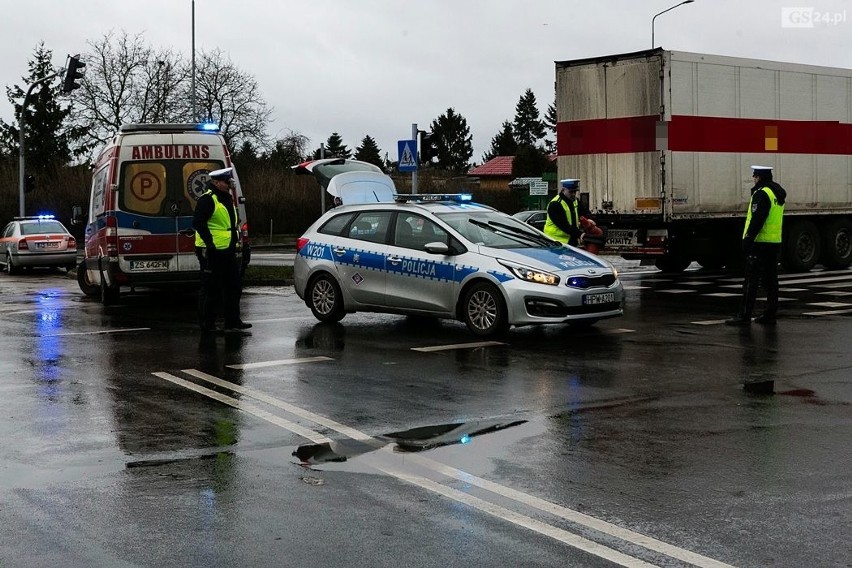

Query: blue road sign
left=398, top=139, right=418, bottom=172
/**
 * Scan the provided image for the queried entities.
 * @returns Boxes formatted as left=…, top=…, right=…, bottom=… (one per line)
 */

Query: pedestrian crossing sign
left=398, top=139, right=418, bottom=172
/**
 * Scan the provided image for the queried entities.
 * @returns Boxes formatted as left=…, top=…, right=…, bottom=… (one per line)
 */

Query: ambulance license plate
left=583, top=292, right=615, bottom=305
left=129, top=260, right=169, bottom=271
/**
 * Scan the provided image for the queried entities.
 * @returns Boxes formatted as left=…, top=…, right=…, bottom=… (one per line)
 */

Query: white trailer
left=555, top=49, right=852, bottom=271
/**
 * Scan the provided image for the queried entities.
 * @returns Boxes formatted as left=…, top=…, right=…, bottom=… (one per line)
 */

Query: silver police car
left=294, top=185, right=624, bottom=337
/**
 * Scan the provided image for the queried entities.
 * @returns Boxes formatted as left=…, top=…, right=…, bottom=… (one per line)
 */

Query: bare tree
left=192, top=48, right=272, bottom=150
left=72, top=32, right=271, bottom=155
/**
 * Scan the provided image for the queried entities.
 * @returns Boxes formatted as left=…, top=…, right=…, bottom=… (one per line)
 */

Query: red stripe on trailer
left=557, top=115, right=852, bottom=155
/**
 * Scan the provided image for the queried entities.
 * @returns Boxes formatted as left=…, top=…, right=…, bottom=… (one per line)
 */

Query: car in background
left=512, top=210, right=547, bottom=231
left=0, top=215, right=77, bottom=274
left=293, top=168, right=624, bottom=337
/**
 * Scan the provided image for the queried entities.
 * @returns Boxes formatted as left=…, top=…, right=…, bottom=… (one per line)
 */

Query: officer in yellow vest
left=726, top=166, right=787, bottom=326
left=193, top=167, right=251, bottom=334
left=543, top=179, right=588, bottom=246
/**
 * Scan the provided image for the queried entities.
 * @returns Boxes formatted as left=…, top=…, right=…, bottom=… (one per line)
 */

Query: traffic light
left=418, top=130, right=435, bottom=164
left=61, top=55, right=86, bottom=94
left=24, top=174, right=35, bottom=194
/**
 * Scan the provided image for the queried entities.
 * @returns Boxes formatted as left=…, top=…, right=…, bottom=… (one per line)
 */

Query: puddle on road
left=291, top=417, right=544, bottom=475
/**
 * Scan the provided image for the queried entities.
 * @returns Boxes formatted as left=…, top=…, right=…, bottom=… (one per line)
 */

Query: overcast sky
left=2, top=0, right=850, bottom=163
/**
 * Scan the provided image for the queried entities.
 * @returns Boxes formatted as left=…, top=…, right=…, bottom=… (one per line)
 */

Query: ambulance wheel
left=100, top=274, right=120, bottom=305
left=820, top=219, right=852, bottom=269
left=308, top=273, right=345, bottom=323
left=462, top=281, right=508, bottom=337
left=77, top=262, right=99, bottom=297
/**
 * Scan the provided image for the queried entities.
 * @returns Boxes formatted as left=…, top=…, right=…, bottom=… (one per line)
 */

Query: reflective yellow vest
left=194, top=190, right=236, bottom=250
left=543, top=195, right=579, bottom=244
left=744, top=187, right=784, bottom=243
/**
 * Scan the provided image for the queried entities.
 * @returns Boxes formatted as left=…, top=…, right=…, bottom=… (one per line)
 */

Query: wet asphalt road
left=0, top=265, right=850, bottom=568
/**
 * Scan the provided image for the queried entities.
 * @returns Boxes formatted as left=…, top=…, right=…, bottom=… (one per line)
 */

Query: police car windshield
left=437, top=211, right=548, bottom=249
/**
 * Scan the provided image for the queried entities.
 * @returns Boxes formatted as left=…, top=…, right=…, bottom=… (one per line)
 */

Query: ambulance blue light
left=200, top=123, right=218, bottom=131
left=459, top=433, right=471, bottom=444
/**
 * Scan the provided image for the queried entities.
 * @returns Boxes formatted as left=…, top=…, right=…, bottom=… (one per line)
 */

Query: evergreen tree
left=544, top=101, right=557, bottom=153
left=313, top=132, right=351, bottom=159
left=232, top=140, right=261, bottom=175
left=511, top=144, right=556, bottom=178
left=0, top=43, right=88, bottom=168
left=354, top=135, right=383, bottom=168
left=513, top=88, right=546, bottom=147
left=482, top=121, right=518, bottom=162
left=430, top=108, right=473, bottom=174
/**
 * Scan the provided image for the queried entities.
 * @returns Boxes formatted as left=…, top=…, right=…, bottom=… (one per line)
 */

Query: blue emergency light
left=200, top=123, right=219, bottom=131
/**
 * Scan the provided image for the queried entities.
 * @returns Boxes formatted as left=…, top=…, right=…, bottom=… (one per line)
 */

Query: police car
left=293, top=176, right=624, bottom=336
left=0, top=215, right=78, bottom=274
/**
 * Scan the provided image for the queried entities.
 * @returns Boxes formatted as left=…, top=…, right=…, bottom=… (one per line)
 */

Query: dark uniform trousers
left=197, top=247, right=241, bottom=328
left=738, top=242, right=781, bottom=319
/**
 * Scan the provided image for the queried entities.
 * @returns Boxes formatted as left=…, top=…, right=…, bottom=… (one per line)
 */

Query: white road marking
left=780, top=274, right=852, bottom=286
left=701, top=293, right=740, bottom=297
left=622, top=285, right=649, bottom=290
left=802, top=308, right=852, bottom=316
left=806, top=301, right=852, bottom=308
left=239, top=316, right=310, bottom=322
left=43, top=327, right=151, bottom=337
left=656, top=289, right=696, bottom=294
left=152, top=372, right=329, bottom=444
left=692, top=319, right=729, bottom=325
left=162, top=369, right=737, bottom=568
left=226, top=356, right=333, bottom=370
left=411, top=341, right=507, bottom=352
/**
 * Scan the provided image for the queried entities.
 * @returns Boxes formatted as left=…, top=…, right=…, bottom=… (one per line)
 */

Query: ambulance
left=73, top=123, right=250, bottom=304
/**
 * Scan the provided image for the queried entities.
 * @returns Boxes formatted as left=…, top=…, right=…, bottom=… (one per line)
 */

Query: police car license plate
left=129, top=260, right=169, bottom=271
left=583, top=292, right=615, bottom=305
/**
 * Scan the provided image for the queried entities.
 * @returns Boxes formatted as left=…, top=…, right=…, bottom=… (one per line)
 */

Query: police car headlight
left=498, top=260, right=560, bottom=286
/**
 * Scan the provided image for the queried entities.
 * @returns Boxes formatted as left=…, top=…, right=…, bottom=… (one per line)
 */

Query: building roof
left=468, top=155, right=514, bottom=176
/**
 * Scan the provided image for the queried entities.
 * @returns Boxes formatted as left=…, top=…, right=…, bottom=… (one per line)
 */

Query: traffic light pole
left=18, top=70, right=63, bottom=217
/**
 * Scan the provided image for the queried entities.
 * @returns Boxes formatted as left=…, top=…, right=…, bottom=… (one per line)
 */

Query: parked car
left=0, top=215, right=78, bottom=274
left=512, top=210, right=547, bottom=231
left=293, top=162, right=624, bottom=337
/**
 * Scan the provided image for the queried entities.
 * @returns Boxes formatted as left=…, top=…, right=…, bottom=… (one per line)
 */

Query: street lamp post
left=191, top=0, right=196, bottom=122
left=651, top=0, right=694, bottom=48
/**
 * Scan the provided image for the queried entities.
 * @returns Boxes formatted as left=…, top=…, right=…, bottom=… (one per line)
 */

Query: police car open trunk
left=555, top=49, right=852, bottom=272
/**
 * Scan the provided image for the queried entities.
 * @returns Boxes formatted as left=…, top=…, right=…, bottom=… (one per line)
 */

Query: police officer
left=726, top=166, right=787, bottom=326
left=543, top=179, right=588, bottom=246
left=193, top=167, right=251, bottom=333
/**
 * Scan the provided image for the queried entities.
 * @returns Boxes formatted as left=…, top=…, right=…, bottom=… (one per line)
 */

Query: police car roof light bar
left=14, top=214, right=56, bottom=221
left=394, top=193, right=473, bottom=203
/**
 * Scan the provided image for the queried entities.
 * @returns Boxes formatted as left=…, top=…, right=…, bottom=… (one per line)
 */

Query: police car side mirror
left=71, top=205, right=84, bottom=226
left=423, top=242, right=450, bottom=255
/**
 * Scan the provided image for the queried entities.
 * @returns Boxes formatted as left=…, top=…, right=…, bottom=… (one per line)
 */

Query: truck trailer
left=555, top=48, right=852, bottom=272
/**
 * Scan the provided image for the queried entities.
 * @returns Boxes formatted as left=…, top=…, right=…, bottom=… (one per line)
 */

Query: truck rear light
left=646, top=229, right=667, bottom=245
left=296, top=237, right=310, bottom=252
left=18, top=239, right=28, bottom=250
left=241, top=222, right=250, bottom=242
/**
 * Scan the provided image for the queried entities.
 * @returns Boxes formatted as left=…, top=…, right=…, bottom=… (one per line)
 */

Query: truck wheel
left=77, top=261, right=99, bottom=297
left=307, top=273, right=345, bottom=323
left=654, top=254, right=691, bottom=273
left=820, top=219, right=852, bottom=269
left=461, top=282, right=508, bottom=337
left=782, top=220, right=821, bottom=272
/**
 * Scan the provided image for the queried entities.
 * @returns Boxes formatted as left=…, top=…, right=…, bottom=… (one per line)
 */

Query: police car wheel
left=308, top=273, right=345, bottom=323
left=462, top=282, right=508, bottom=337
left=5, top=252, right=20, bottom=275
